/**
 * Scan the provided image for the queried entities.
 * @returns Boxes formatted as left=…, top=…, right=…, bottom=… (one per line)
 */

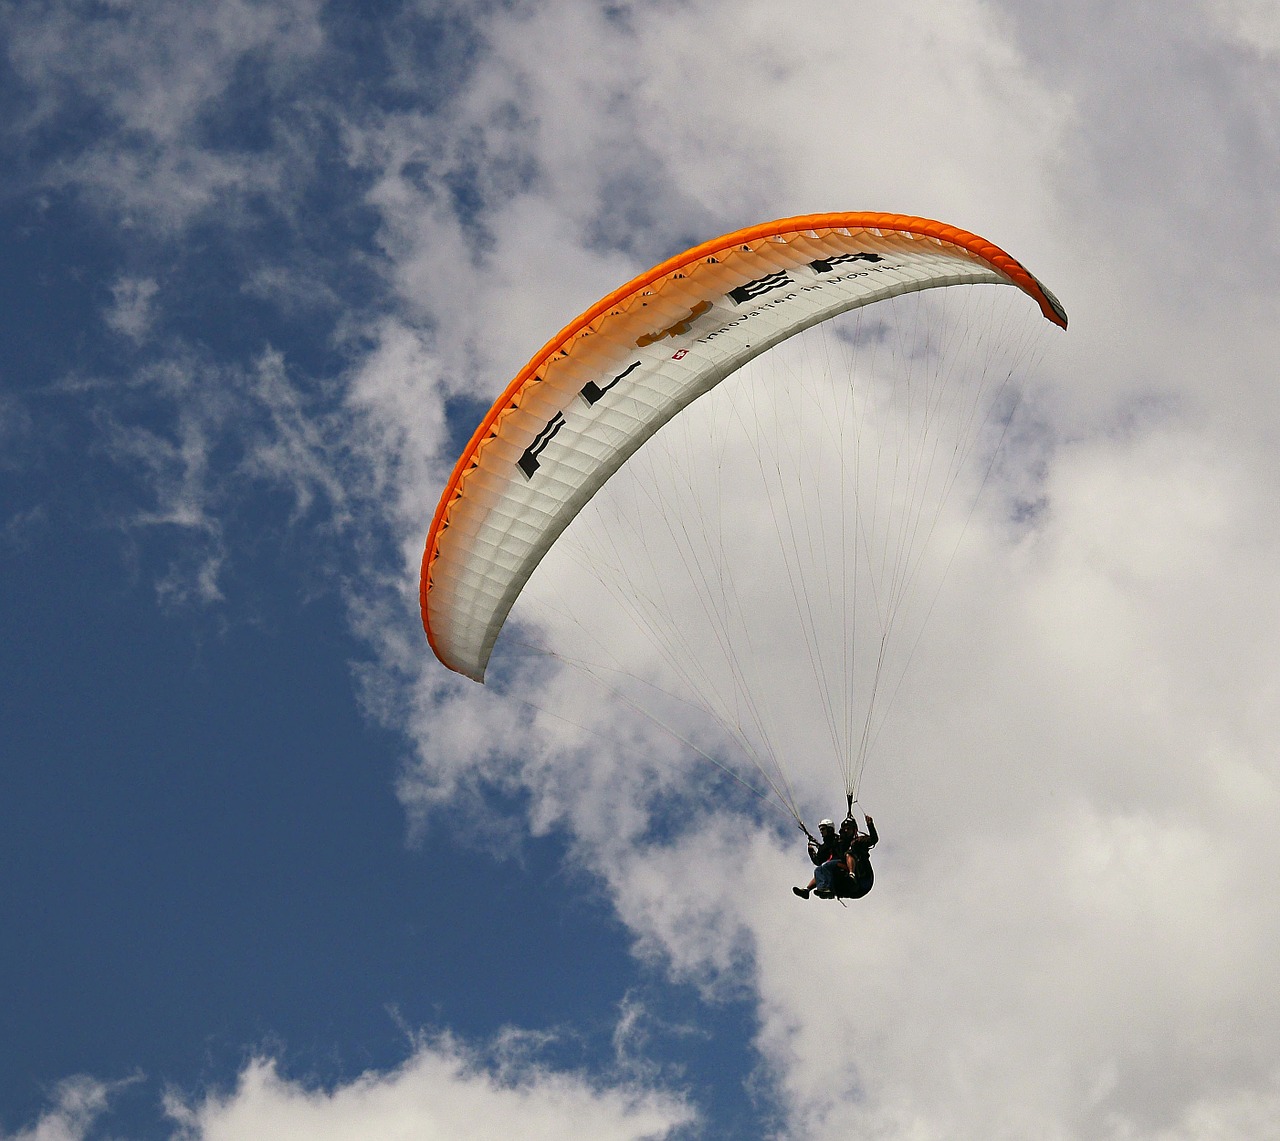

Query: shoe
left=792, top=886, right=810, bottom=899
left=814, top=889, right=834, bottom=899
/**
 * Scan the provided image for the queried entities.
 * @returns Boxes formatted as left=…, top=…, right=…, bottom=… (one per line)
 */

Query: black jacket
left=808, top=833, right=846, bottom=866
left=847, top=817, right=879, bottom=870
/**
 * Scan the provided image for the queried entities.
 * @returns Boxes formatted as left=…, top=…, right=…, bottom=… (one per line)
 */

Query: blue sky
left=4, top=3, right=1280, bottom=1139
left=1, top=4, right=743, bottom=1136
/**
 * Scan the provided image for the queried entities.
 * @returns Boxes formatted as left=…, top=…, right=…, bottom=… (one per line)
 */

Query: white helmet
left=819, top=819, right=834, bottom=829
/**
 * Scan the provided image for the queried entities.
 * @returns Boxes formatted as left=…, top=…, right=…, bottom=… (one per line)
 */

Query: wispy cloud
left=4, top=0, right=325, bottom=228
left=103, top=275, right=160, bottom=341
left=1, top=1074, right=125, bottom=1141
left=75, top=345, right=366, bottom=606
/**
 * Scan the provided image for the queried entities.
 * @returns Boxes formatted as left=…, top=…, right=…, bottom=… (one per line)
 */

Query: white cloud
left=0, top=1076, right=115, bottom=1141
left=1208, top=0, right=1280, bottom=54
left=163, top=1035, right=693, bottom=1141
left=351, top=1, right=1280, bottom=1137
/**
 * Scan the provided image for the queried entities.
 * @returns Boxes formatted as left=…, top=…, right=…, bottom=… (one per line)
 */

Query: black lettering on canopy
left=809, top=252, right=883, bottom=274
left=518, top=412, right=566, bottom=479
left=728, top=270, right=791, bottom=305
left=580, top=360, right=641, bottom=407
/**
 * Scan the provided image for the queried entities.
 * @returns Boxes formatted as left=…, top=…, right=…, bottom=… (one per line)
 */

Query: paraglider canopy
left=420, top=213, right=1065, bottom=684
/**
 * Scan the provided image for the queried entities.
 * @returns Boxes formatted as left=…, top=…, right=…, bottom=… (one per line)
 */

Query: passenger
left=793, top=818, right=846, bottom=899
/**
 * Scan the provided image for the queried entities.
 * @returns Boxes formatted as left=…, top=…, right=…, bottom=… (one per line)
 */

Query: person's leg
left=793, top=874, right=817, bottom=898
left=814, top=859, right=838, bottom=896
